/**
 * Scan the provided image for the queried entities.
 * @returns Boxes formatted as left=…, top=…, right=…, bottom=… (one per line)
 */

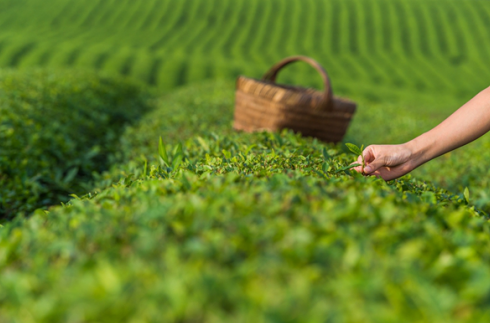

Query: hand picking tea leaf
left=346, top=143, right=365, bottom=172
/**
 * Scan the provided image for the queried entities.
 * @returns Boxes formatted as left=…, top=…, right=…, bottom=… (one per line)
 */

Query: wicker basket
left=233, top=56, right=356, bottom=143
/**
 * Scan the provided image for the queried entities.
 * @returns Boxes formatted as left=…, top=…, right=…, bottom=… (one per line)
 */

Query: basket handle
left=261, top=56, right=333, bottom=109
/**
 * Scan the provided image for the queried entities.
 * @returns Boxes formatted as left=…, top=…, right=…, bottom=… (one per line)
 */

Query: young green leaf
left=322, top=161, right=331, bottom=173
left=172, top=143, right=184, bottom=169
left=345, top=143, right=365, bottom=173
left=322, top=147, right=330, bottom=160
left=180, top=172, right=191, bottom=190
left=63, top=167, right=78, bottom=184
left=345, top=143, right=362, bottom=156
left=196, top=136, right=209, bottom=152
left=313, top=169, right=329, bottom=180
left=335, top=163, right=361, bottom=174
left=464, top=187, right=470, bottom=204
left=222, top=149, right=232, bottom=159
left=143, top=158, right=148, bottom=177
left=245, top=144, right=256, bottom=155
left=159, top=137, right=169, bottom=167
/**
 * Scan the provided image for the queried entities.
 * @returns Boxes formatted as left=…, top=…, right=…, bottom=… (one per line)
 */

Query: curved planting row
left=0, top=0, right=488, bottom=99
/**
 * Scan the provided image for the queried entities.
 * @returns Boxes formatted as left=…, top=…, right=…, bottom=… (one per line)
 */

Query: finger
left=362, top=146, right=376, bottom=163
left=353, top=165, right=364, bottom=173
left=357, top=155, right=363, bottom=165
left=349, top=162, right=363, bottom=174
left=349, top=156, right=363, bottom=166
left=372, top=164, right=412, bottom=181
left=363, top=158, right=386, bottom=174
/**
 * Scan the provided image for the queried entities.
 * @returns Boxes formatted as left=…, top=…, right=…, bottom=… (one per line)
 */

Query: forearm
left=407, top=86, right=490, bottom=167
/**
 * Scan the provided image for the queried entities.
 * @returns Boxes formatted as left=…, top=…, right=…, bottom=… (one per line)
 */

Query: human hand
left=353, top=144, right=417, bottom=181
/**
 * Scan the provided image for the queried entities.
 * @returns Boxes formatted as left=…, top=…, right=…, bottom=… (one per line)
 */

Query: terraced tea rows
left=0, top=0, right=489, bottom=101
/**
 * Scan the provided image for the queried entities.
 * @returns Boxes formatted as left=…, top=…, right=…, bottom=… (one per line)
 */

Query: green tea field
left=1, top=0, right=489, bottom=98
left=1, top=0, right=490, bottom=322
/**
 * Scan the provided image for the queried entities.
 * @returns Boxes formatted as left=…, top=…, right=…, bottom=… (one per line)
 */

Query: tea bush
left=0, top=69, right=152, bottom=218
left=102, top=80, right=490, bottom=214
left=0, top=129, right=488, bottom=322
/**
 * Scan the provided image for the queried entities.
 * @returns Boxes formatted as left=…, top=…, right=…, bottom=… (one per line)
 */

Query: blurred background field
left=1, top=0, right=489, bottom=98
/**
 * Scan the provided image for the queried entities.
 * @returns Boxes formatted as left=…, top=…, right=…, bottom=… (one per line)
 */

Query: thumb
left=363, top=157, right=386, bottom=174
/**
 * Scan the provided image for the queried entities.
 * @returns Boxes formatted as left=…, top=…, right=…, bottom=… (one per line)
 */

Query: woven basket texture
left=233, top=56, right=356, bottom=143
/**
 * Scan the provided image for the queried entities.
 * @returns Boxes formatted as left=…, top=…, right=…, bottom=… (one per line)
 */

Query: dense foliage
left=0, top=78, right=488, bottom=321
left=2, top=129, right=488, bottom=322
left=0, top=69, right=151, bottom=218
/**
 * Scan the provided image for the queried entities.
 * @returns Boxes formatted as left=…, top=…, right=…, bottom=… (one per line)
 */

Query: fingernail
left=364, top=166, right=372, bottom=173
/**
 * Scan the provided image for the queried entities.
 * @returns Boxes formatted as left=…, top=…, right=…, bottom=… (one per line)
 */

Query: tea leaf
left=63, top=167, right=78, bottom=184
left=322, top=147, right=330, bottom=160
left=335, top=163, right=361, bottom=173
left=196, top=136, right=209, bottom=152
left=345, top=143, right=362, bottom=156
left=172, top=143, right=184, bottom=169
left=158, top=137, right=169, bottom=167
left=464, top=187, right=470, bottom=204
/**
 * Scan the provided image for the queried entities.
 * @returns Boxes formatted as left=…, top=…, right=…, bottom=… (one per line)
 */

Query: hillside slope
left=0, top=0, right=489, bottom=102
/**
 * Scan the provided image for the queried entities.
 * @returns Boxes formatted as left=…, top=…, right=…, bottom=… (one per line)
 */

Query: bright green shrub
left=0, top=130, right=487, bottom=323
left=98, top=79, right=490, bottom=216
left=0, top=69, right=152, bottom=218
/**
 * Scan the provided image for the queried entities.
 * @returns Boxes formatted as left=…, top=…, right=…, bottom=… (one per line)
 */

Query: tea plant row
left=0, top=69, right=151, bottom=218
left=2, top=128, right=488, bottom=322
left=0, top=0, right=489, bottom=102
